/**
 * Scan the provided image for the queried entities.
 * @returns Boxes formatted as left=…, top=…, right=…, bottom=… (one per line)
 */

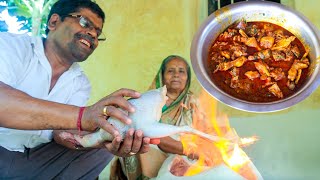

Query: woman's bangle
left=77, top=107, right=85, bottom=134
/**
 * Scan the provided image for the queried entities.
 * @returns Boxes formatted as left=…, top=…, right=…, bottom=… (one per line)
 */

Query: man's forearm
left=0, top=81, right=78, bottom=130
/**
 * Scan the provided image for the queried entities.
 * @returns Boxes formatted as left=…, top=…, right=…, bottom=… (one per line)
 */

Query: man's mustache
left=75, top=33, right=95, bottom=49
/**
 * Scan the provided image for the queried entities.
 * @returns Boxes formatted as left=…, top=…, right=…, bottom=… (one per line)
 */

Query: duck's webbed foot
left=58, top=132, right=83, bottom=147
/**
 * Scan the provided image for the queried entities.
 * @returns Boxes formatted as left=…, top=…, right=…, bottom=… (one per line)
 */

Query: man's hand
left=104, top=129, right=151, bottom=157
left=81, top=88, right=141, bottom=135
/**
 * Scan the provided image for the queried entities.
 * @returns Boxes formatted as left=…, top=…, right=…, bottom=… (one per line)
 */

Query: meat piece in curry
left=208, top=20, right=310, bottom=102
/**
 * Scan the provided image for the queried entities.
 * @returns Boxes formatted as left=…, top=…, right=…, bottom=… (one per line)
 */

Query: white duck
left=64, top=86, right=224, bottom=147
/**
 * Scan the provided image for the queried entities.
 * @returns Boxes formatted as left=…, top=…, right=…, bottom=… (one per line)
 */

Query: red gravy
left=208, top=21, right=310, bottom=102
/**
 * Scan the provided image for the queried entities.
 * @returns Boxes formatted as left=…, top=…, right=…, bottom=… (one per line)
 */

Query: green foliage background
left=1, top=0, right=98, bottom=36
left=2, top=0, right=58, bottom=36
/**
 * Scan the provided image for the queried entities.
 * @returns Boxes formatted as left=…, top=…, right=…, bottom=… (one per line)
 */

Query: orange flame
left=179, top=90, right=258, bottom=179
left=222, top=144, right=250, bottom=170
left=240, top=136, right=259, bottom=147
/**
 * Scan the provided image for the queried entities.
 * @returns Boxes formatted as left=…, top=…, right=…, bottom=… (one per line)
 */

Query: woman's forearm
left=158, top=136, right=184, bottom=155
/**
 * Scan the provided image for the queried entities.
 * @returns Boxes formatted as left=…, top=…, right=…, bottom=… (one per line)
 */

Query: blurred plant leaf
left=0, top=5, right=6, bottom=13
left=0, top=20, right=8, bottom=32
left=7, top=0, right=31, bottom=17
left=2, top=0, right=57, bottom=35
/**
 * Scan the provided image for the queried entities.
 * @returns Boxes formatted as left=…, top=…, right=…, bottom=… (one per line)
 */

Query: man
left=0, top=0, right=154, bottom=178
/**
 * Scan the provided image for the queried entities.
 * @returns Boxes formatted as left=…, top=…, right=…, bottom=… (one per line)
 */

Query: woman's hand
left=158, top=136, right=184, bottom=155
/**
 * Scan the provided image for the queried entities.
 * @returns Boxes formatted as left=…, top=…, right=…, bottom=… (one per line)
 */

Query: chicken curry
left=208, top=20, right=310, bottom=102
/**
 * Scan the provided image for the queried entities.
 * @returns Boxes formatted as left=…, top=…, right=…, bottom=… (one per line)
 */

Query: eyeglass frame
left=65, top=14, right=106, bottom=41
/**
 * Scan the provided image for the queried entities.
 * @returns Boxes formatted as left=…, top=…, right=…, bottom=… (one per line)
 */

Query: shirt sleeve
left=0, top=33, right=32, bottom=87
left=67, top=73, right=91, bottom=107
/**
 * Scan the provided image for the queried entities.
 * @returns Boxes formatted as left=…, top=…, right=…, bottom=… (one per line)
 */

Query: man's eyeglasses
left=66, top=14, right=106, bottom=41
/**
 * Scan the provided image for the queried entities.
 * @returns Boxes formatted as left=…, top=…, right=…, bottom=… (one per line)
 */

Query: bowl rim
left=190, top=1, right=320, bottom=113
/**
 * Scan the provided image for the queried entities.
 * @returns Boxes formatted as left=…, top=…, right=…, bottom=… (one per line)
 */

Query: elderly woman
left=110, top=55, right=199, bottom=180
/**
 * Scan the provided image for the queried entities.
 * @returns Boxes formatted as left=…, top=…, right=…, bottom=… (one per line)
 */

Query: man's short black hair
left=45, top=0, right=105, bottom=34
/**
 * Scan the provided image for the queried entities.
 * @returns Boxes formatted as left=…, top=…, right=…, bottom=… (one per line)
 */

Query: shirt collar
left=31, top=36, right=83, bottom=77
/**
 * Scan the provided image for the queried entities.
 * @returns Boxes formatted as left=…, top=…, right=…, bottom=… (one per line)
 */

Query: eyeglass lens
left=78, top=16, right=106, bottom=41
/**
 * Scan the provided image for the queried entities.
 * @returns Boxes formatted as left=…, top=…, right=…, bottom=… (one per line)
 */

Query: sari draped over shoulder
left=110, top=56, right=198, bottom=180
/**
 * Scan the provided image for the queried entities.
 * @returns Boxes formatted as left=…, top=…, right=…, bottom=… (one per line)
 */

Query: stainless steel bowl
left=191, top=1, right=320, bottom=112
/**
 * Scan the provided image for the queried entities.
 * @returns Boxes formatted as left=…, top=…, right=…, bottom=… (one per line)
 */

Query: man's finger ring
left=129, top=152, right=136, bottom=156
left=103, top=106, right=109, bottom=116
